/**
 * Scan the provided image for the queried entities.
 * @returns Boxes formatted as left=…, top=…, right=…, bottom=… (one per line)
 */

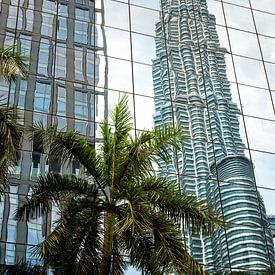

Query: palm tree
left=16, top=95, right=224, bottom=275
left=0, top=45, right=28, bottom=194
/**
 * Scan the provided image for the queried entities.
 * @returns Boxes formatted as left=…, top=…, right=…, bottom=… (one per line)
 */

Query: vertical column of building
left=0, top=0, right=107, bottom=265
left=197, top=0, right=275, bottom=271
left=153, top=0, right=275, bottom=272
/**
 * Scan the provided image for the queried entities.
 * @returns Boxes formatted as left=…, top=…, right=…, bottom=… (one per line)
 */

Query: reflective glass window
left=74, top=8, right=89, bottom=44
left=38, top=40, right=50, bottom=76
left=5, top=186, right=18, bottom=265
left=18, top=80, right=27, bottom=109
left=75, top=48, right=84, bottom=81
left=104, top=0, right=129, bottom=31
left=57, top=86, right=66, bottom=116
left=7, top=6, right=18, bottom=29
left=55, top=44, right=66, bottom=78
left=34, top=82, right=51, bottom=113
left=74, top=90, right=88, bottom=135
left=57, top=16, right=67, bottom=41
left=41, top=13, right=54, bottom=37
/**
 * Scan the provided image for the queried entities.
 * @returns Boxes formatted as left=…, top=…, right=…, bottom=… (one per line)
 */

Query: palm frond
left=114, top=124, right=184, bottom=187
left=124, top=232, right=161, bottom=275
left=40, top=198, right=103, bottom=275
left=0, top=46, right=29, bottom=82
left=0, top=260, right=44, bottom=275
left=15, top=173, right=98, bottom=220
left=110, top=94, right=132, bottom=140
left=149, top=212, right=205, bottom=275
left=29, top=123, right=108, bottom=199
left=141, top=176, right=225, bottom=234
left=118, top=191, right=205, bottom=275
left=150, top=123, right=184, bottom=162
left=17, top=95, right=225, bottom=274
left=0, top=106, right=22, bottom=195
left=28, top=121, right=58, bottom=153
left=0, top=106, right=22, bottom=162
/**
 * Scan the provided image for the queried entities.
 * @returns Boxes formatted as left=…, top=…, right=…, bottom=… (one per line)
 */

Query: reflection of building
left=268, top=215, right=275, bottom=238
left=153, top=0, right=275, bottom=272
left=0, top=0, right=106, bottom=265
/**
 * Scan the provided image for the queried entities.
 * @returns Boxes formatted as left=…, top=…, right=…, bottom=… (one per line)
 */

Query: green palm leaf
left=0, top=261, right=44, bottom=275
left=0, top=105, right=22, bottom=194
left=15, top=173, right=98, bottom=220
left=0, top=46, right=28, bottom=82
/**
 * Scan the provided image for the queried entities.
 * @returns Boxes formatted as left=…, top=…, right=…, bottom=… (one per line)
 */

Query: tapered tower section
left=153, top=0, right=275, bottom=272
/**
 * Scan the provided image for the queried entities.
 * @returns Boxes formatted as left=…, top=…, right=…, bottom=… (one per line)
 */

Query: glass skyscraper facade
left=153, top=0, right=275, bottom=273
left=1, top=0, right=275, bottom=274
left=0, top=0, right=107, bottom=266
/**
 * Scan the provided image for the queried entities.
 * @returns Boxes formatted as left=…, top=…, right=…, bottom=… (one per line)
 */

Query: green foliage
left=0, top=104, right=22, bottom=194
left=0, top=261, right=44, bottom=275
left=0, top=46, right=28, bottom=195
left=17, top=95, right=225, bottom=275
left=0, top=46, right=28, bottom=82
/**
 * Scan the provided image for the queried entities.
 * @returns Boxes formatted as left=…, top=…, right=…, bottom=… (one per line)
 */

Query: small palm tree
left=16, top=95, right=224, bottom=275
left=0, top=45, right=28, bottom=194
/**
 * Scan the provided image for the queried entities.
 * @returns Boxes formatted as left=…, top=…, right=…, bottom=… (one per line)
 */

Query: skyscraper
left=0, top=0, right=107, bottom=265
left=153, top=0, right=275, bottom=272
left=1, top=0, right=275, bottom=274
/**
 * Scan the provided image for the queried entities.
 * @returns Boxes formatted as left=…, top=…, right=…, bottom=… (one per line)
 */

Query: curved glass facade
left=0, top=0, right=275, bottom=274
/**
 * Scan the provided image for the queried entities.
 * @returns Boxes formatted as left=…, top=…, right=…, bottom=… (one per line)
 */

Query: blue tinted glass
left=74, top=21, right=88, bottom=44
left=34, top=82, right=51, bottom=112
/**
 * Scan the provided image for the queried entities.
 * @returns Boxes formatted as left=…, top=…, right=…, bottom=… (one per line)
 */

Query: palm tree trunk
left=99, top=211, right=115, bottom=275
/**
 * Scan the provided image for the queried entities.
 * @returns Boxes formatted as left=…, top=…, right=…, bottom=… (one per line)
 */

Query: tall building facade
left=0, top=0, right=107, bottom=265
left=1, top=0, right=275, bottom=274
left=153, top=0, right=275, bottom=273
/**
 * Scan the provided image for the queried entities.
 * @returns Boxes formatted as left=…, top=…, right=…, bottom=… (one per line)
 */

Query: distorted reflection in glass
left=259, top=35, right=275, bottom=63
left=224, top=54, right=236, bottom=83
left=95, top=54, right=107, bottom=88
left=133, top=63, right=154, bottom=97
left=130, top=5, right=159, bottom=36
left=223, top=3, right=255, bottom=32
left=207, top=0, right=225, bottom=26
left=239, top=85, right=275, bottom=120
left=215, top=25, right=230, bottom=51
left=135, top=94, right=155, bottom=130
left=132, top=33, right=157, bottom=65
left=233, top=56, right=268, bottom=89
left=245, top=116, right=275, bottom=153
left=108, top=57, right=132, bottom=92
left=105, top=27, right=131, bottom=60
left=103, top=0, right=129, bottom=31
left=253, top=10, right=275, bottom=38
left=228, top=28, right=261, bottom=59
